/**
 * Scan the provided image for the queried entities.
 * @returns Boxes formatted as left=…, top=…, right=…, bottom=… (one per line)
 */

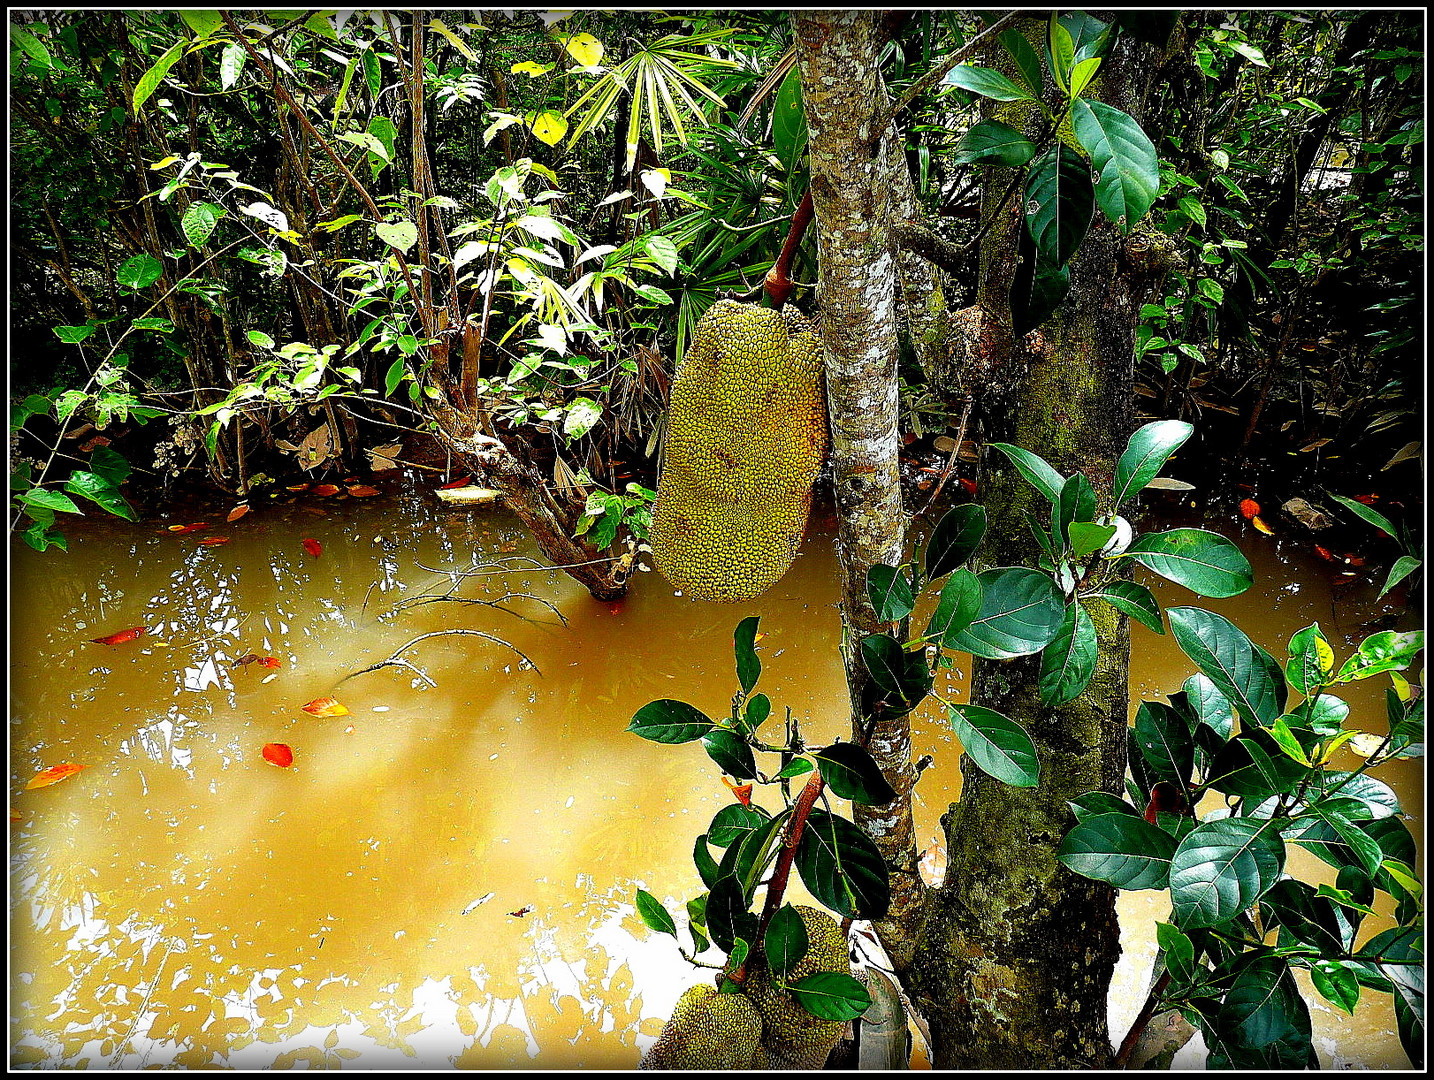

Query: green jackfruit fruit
left=649, top=300, right=827, bottom=603
left=640, top=984, right=767, bottom=1070
left=745, top=905, right=851, bottom=1069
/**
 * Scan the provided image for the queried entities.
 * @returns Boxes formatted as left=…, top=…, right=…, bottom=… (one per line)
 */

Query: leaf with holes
left=181, top=201, right=226, bottom=247
left=375, top=220, right=418, bottom=253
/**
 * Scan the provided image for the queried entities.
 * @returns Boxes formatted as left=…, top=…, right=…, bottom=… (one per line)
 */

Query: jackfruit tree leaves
left=866, top=565, right=914, bottom=623
left=1168, top=607, right=1285, bottom=727
left=1056, top=811, right=1176, bottom=890
left=1156, top=922, right=1201, bottom=992
left=989, top=442, right=1065, bottom=504
left=1205, top=729, right=1306, bottom=801
left=719, top=810, right=788, bottom=899
left=1113, top=420, right=1194, bottom=509
left=627, top=699, right=714, bottom=743
left=1334, top=629, right=1425, bottom=682
left=1169, top=818, right=1285, bottom=928
left=1013, top=252, right=1070, bottom=336
left=999, top=29, right=1044, bottom=96
left=693, top=834, right=721, bottom=888
left=1070, top=98, right=1160, bottom=232
left=707, top=803, right=771, bottom=848
left=703, top=729, right=757, bottom=780
left=763, top=904, right=808, bottom=978
left=1024, top=144, right=1093, bottom=269
left=705, top=874, right=756, bottom=953
left=952, top=119, right=1036, bottom=167
left=945, top=567, right=1065, bottom=659
left=925, top=503, right=986, bottom=580
left=1327, top=492, right=1400, bottom=540
left=788, top=972, right=873, bottom=1022
left=733, top=616, right=761, bottom=694
left=635, top=889, right=678, bottom=938
left=1054, top=472, right=1096, bottom=550
left=742, top=692, right=771, bottom=734
left=1184, top=674, right=1235, bottom=739
left=859, top=634, right=933, bottom=714
left=1133, top=701, right=1194, bottom=787
left=1125, top=528, right=1253, bottom=599
left=1068, top=790, right=1141, bottom=823
left=1038, top=601, right=1097, bottom=706
left=117, top=253, right=164, bottom=291
left=1205, top=956, right=1318, bottom=1069
left=1062, top=12, right=1115, bottom=64
left=812, top=742, right=897, bottom=807
left=948, top=704, right=1041, bottom=787
left=1087, top=579, right=1164, bottom=635
left=1359, top=925, right=1424, bottom=1064
left=1258, top=880, right=1346, bottom=956
left=1286, top=623, right=1336, bottom=696
left=1045, top=16, right=1075, bottom=91
left=923, top=569, right=983, bottom=648
left=1068, top=521, right=1116, bottom=560
left=795, top=810, right=890, bottom=920
left=941, top=63, right=1034, bottom=102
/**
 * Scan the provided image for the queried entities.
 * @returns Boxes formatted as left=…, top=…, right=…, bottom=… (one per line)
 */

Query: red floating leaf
left=257, top=656, right=282, bottom=670
left=25, top=763, right=85, bottom=790
left=1314, top=545, right=1341, bottom=562
left=312, top=483, right=342, bottom=497
left=90, top=626, right=147, bottom=646
left=301, top=696, right=350, bottom=717
left=507, top=905, right=534, bottom=918
left=1238, top=498, right=1260, bottom=521
left=197, top=536, right=230, bottom=546
left=302, top=538, right=322, bottom=558
left=1251, top=516, right=1274, bottom=536
left=227, top=504, right=251, bottom=522
left=287, top=483, right=311, bottom=492
left=262, top=743, right=294, bottom=768
left=958, top=477, right=978, bottom=497
left=439, top=475, right=473, bottom=490
left=1351, top=493, right=1380, bottom=505
left=346, top=484, right=380, bottom=498
left=167, top=522, right=210, bottom=534
left=1344, top=553, right=1366, bottom=568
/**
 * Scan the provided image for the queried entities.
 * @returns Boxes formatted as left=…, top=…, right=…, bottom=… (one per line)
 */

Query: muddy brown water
left=9, top=486, right=1421, bottom=1068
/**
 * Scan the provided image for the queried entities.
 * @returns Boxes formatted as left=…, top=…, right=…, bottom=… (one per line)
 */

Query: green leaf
left=1205, top=728, right=1307, bottom=801
left=1046, top=15, right=1074, bottom=90
left=953, top=119, right=1037, bottom=167
left=743, top=693, right=771, bottom=733
left=627, top=699, right=714, bottom=743
left=702, top=729, right=757, bottom=780
left=733, top=615, right=761, bottom=694
left=989, top=442, right=1064, bottom=503
left=1070, top=99, right=1160, bottom=231
left=1286, top=623, right=1335, bottom=696
left=635, top=889, right=677, bottom=938
left=1124, top=528, right=1253, bottom=598
left=1068, top=791, right=1140, bottom=823
left=63, top=471, right=135, bottom=521
left=19, top=488, right=82, bottom=515
left=1306, top=804, right=1383, bottom=877
left=1024, top=144, right=1094, bottom=268
left=788, top=972, right=872, bottom=1022
left=1054, top=472, right=1096, bottom=550
left=764, top=904, right=808, bottom=978
left=1378, top=556, right=1421, bottom=600
left=375, top=220, right=418, bottom=253
left=1327, top=493, right=1399, bottom=539
left=53, top=324, right=95, bottom=344
left=562, top=397, right=602, bottom=440
left=775, top=758, right=814, bottom=781
left=924, top=569, right=983, bottom=647
left=132, top=40, right=184, bottom=116
left=1168, top=607, right=1284, bottom=727
left=943, top=64, right=1034, bottom=101
left=860, top=634, right=932, bottom=714
left=1334, top=630, right=1424, bottom=683
left=925, top=503, right=986, bottom=579
left=1156, top=922, right=1199, bottom=989
left=771, top=66, right=808, bottom=173
left=1088, top=579, right=1164, bottom=635
left=87, top=445, right=131, bottom=486
left=179, top=10, right=224, bottom=38
left=705, top=875, right=752, bottom=954
left=867, top=564, right=914, bottom=623
left=181, top=201, right=225, bottom=247
left=1134, top=701, right=1194, bottom=787
left=1322, top=771, right=1400, bottom=820
left=813, top=742, right=897, bottom=806
left=1310, top=960, right=1361, bottom=1015
left=946, top=567, right=1065, bottom=659
left=1015, top=255, right=1071, bottom=335
left=693, top=835, right=721, bottom=888
left=117, top=253, right=164, bottom=290
left=1177, top=195, right=1206, bottom=228
left=948, top=704, right=1040, bottom=787
left=707, top=803, right=771, bottom=848
left=1058, top=812, right=1177, bottom=890
left=1113, top=420, right=1193, bottom=508
left=220, top=41, right=245, bottom=90
left=1214, top=955, right=1315, bottom=1069
left=1038, top=601, right=1097, bottom=706
left=795, top=810, right=890, bottom=920
left=1169, top=818, right=1285, bottom=928
left=10, top=25, right=52, bottom=70
left=1069, top=522, right=1117, bottom=560
left=999, top=29, right=1044, bottom=96
left=642, top=234, right=680, bottom=275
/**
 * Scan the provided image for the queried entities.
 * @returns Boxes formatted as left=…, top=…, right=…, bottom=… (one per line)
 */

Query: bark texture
left=794, top=11, right=924, bottom=969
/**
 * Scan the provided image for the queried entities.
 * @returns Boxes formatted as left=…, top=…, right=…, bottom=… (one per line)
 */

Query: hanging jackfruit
left=649, top=300, right=827, bottom=603
left=743, top=905, right=851, bottom=1069
left=639, top=984, right=768, bottom=1069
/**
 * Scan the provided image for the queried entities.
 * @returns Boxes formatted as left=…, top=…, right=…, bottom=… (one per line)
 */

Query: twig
left=339, top=627, right=541, bottom=686
left=917, top=395, right=975, bottom=519
left=1115, top=970, right=1172, bottom=1068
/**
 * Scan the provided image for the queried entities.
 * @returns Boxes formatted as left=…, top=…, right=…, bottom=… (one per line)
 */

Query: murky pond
left=9, top=483, right=1421, bottom=1068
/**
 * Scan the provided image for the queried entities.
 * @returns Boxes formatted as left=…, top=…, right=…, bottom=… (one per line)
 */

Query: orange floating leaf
left=302, top=538, right=322, bottom=558
left=90, top=626, right=147, bottom=645
left=1251, top=515, right=1274, bottom=535
left=1314, top=545, right=1341, bottom=562
left=312, top=483, right=342, bottom=497
left=346, top=484, right=380, bottom=498
left=227, top=504, right=251, bottom=522
left=10, top=808, right=20, bottom=821
left=439, top=475, right=473, bottom=490
left=301, top=696, right=350, bottom=717
left=958, top=477, right=978, bottom=497
left=197, top=536, right=230, bottom=546
left=167, top=522, right=210, bottom=534
left=262, top=743, right=294, bottom=768
left=257, top=656, right=282, bottom=670
left=25, top=763, right=85, bottom=790
left=287, top=483, right=311, bottom=492
left=1238, top=498, right=1260, bottom=521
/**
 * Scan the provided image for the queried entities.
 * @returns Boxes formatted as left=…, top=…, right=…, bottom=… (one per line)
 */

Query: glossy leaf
left=989, top=442, right=1064, bottom=504
left=1124, top=529, right=1252, bottom=598
left=1058, top=812, right=1177, bottom=891
left=813, top=742, right=897, bottom=806
left=1038, top=601, right=1097, bottom=706
left=953, top=118, right=1036, bottom=167
left=261, top=742, right=294, bottom=768
left=946, top=567, right=1065, bottom=659
left=764, top=904, right=808, bottom=978
left=1169, top=818, right=1285, bottom=928
left=1069, top=791, right=1141, bottom=823
left=734, top=616, right=761, bottom=694
left=1205, top=729, right=1307, bottom=801
left=948, top=705, right=1040, bottom=787
left=628, top=699, right=712, bottom=743
left=1113, top=421, right=1194, bottom=508
left=1134, top=701, right=1194, bottom=787
left=635, top=888, right=678, bottom=938
left=24, top=763, right=85, bottom=790
left=132, top=41, right=184, bottom=116
left=789, top=972, right=872, bottom=1022
left=702, top=729, right=757, bottom=780
left=1322, top=771, right=1400, bottom=820
left=1070, top=98, right=1160, bottom=231
left=1311, top=960, right=1361, bottom=1015
left=795, top=810, right=890, bottom=920
left=90, top=625, right=147, bottom=645
left=1069, top=522, right=1117, bottom=560
left=867, top=565, right=914, bottom=623
left=1334, top=630, right=1424, bottom=683
left=1214, top=955, right=1315, bottom=1069
left=943, top=64, right=1034, bottom=101
left=1286, top=623, right=1335, bottom=695
left=1054, top=473, right=1096, bottom=549
left=925, top=503, right=986, bottom=580
left=924, top=569, right=983, bottom=647
left=693, top=834, right=720, bottom=888
left=743, top=693, right=771, bottom=734
left=1024, top=144, right=1094, bottom=268
left=1016, top=255, right=1071, bottom=335
left=707, top=803, right=770, bottom=848
left=1327, top=492, right=1399, bottom=538
left=1000, top=28, right=1045, bottom=95
left=302, top=538, right=322, bottom=558
left=704, top=874, right=751, bottom=954
left=1168, top=607, right=1283, bottom=727
left=1184, top=673, right=1234, bottom=739
left=1088, top=579, right=1164, bottom=634
left=181, top=201, right=225, bottom=247
left=65, top=471, right=136, bottom=521
left=859, top=634, right=932, bottom=713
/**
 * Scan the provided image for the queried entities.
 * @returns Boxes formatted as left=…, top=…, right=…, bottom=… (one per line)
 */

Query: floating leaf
left=90, top=626, right=147, bottom=645
left=312, top=484, right=341, bottom=497
left=508, top=905, right=534, bottom=917
left=1251, top=515, right=1274, bottom=535
left=301, top=696, right=350, bottom=717
left=302, top=538, right=323, bottom=558
left=440, top=475, right=473, bottom=489
left=347, top=484, right=380, bottom=497
left=227, top=504, right=251, bottom=522
left=168, top=522, right=210, bottom=534
left=1239, top=498, right=1260, bottom=520
left=257, top=656, right=282, bottom=670
left=25, top=763, right=85, bottom=790
left=197, top=536, right=230, bottom=546
left=262, top=743, right=294, bottom=768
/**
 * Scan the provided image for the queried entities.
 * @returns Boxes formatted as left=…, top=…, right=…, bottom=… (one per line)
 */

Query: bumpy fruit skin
left=649, top=300, right=827, bottom=603
left=640, top=984, right=768, bottom=1069
left=745, top=905, right=851, bottom=1069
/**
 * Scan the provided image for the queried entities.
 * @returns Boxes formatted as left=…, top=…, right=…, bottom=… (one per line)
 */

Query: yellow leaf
left=1390, top=670, right=1411, bottom=702
left=559, top=32, right=604, bottom=68
left=25, top=763, right=85, bottom=790
left=301, top=697, right=351, bottom=718
left=510, top=61, right=552, bottom=78
left=429, top=19, right=477, bottom=63
left=1251, top=514, right=1274, bottom=535
left=150, top=155, right=181, bottom=170
left=529, top=110, right=568, bottom=147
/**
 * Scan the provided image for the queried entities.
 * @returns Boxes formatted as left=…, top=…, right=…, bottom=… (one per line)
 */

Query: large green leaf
left=948, top=705, right=1040, bottom=787
left=1014, top=254, right=1071, bottom=335
left=734, top=615, right=761, bottom=694
left=1334, top=630, right=1424, bottom=682
left=1024, top=144, right=1094, bottom=268
left=1167, top=607, right=1283, bottom=727
left=1205, top=729, right=1307, bottom=801
left=925, top=503, right=986, bottom=580
left=181, top=201, right=225, bottom=248
left=1061, top=11, right=1114, bottom=62
left=1134, top=701, right=1194, bottom=787
left=1305, top=803, right=1383, bottom=876
left=627, top=699, right=713, bottom=743
left=990, top=442, right=1065, bottom=504
left=1038, top=601, right=1097, bottom=706
left=764, top=903, right=809, bottom=978
left=1214, top=955, right=1316, bottom=1069
left=953, top=119, right=1036, bottom=167
left=1125, top=529, right=1253, bottom=598
left=1170, top=818, right=1285, bottom=928
left=707, top=803, right=772, bottom=848
left=705, top=874, right=753, bottom=953
left=813, top=742, right=897, bottom=806
left=702, top=729, right=757, bottom=780
left=795, top=810, right=890, bottom=920
left=132, top=40, right=185, bottom=116
left=1069, top=99, right=1160, bottom=231
left=999, top=29, right=1044, bottom=95
left=1184, top=673, right=1234, bottom=739
left=867, top=565, right=914, bottom=623
left=947, top=567, right=1065, bottom=659
left=64, top=471, right=136, bottom=521
left=923, top=569, right=983, bottom=647
left=1113, top=420, right=1194, bottom=508
left=117, top=253, right=164, bottom=291
left=859, top=634, right=932, bottom=713
left=1088, top=579, right=1164, bottom=634
left=943, top=64, right=1035, bottom=101
left=788, top=972, right=873, bottom=1022
left=771, top=65, right=807, bottom=174
left=1327, top=492, right=1399, bottom=539
left=1058, top=812, right=1176, bottom=890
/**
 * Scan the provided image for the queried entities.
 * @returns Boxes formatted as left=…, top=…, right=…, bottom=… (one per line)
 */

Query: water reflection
left=9, top=493, right=1420, bottom=1068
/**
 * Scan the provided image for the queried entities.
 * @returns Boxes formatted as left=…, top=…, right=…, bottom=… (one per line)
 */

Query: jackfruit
left=649, top=300, right=827, bottom=603
left=639, top=983, right=768, bottom=1069
left=744, top=905, right=851, bottom=1069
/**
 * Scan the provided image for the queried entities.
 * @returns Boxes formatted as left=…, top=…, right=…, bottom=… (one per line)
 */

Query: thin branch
left=339, top=627, right=540, bottom=686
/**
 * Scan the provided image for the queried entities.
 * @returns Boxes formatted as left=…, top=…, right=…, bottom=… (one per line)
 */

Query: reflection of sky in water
left=9, top=499, right=1420, bottom=1068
